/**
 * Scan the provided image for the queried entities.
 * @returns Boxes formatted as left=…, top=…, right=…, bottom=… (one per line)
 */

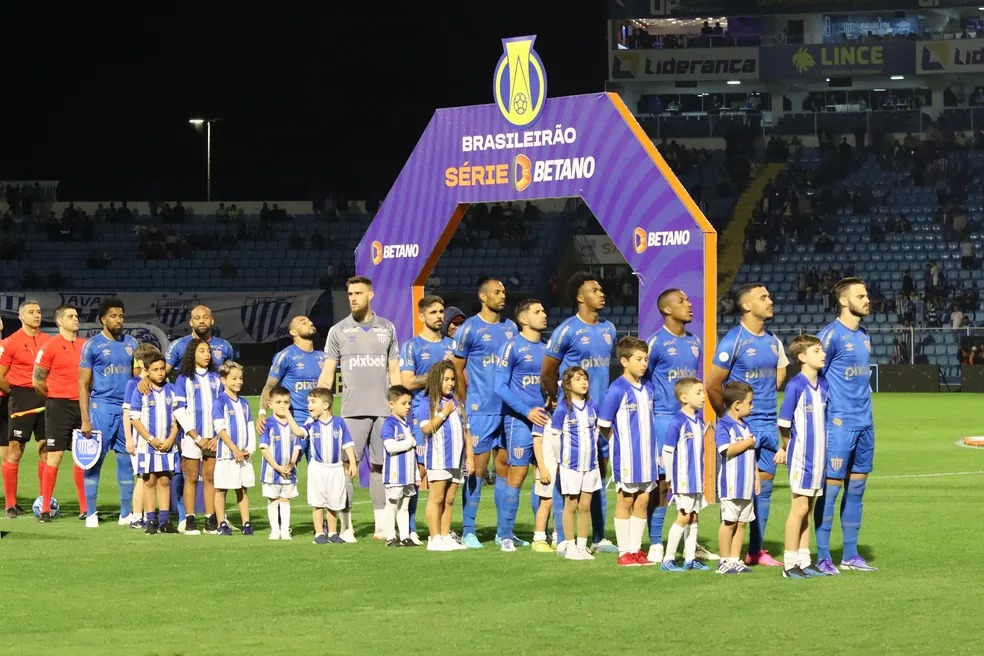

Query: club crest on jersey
left=72, top=429, right=102, bottom=471
left=690, top=345, right=700, bottom=359
left=154, top=295, right=195, bottom=328
left=125, top=345, right=134, bottom=356
left=241, top=296, right=296, bottom=343
left=771, top=344, right=779, bottom=357
left=603, top=333, right=612, bottom=345
left=377, top=333, right=388, bottom=345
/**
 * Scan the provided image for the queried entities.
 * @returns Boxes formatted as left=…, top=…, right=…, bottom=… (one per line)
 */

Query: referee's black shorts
left=0, top=395, right=7, bottom=448
left=5, top=386, right=45, bottom=446
left=45, top=398, right=81, bottom=453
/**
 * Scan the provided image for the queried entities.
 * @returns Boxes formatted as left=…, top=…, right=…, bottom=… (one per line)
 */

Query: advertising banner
left=574, top=235, right=628, bottom=265
left=0, top=291, right=323, bottom=344
left=607, top=0, right=957, bottom=18
left=918, top=39, right=984, bottom=74
left=610, top=48, right=759, bottom=81
left=760, top=42, right=915, bottom=79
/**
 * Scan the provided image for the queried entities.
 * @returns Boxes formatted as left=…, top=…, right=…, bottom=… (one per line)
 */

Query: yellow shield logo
left=493, top=36, right=547, bottom=128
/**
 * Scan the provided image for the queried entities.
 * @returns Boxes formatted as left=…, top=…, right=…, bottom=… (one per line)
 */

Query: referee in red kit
left=33, top=305, right=87, bottom=521
left=0, top=300, right=50, bottom=517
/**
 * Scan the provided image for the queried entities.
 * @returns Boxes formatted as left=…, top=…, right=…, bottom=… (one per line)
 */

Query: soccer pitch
left=2, top=394, right=983, bottom=655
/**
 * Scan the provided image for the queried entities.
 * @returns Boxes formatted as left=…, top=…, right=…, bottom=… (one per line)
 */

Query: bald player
left=257, top=316, right=325, bottom=461
left=164, top=305, right=235, bottom=376
left=0, top=300, right=50, bottom=517
left=317, top=276, right=400, bottom=542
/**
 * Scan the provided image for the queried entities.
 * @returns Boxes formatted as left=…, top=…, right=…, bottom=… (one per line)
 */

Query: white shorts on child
left=262, top=483, right=298, bottom=500
left=386, top=484, right=417, bottom=501
left=674, top=492, right=707, bottom=514
left=616, top=480, right=656, bottom=494
left=214, top=459, right=255, bottom=490
left=791, top=485, right=823, bottom=498
left=180, top=436, right=203, bottom=460
left=427, top=468, right=463, bottom=484
left=558, top=465, right=602, bottom=496
left=533, top=431, right=560, bottom=498
left=307, top=461, right=348, bottom=510
left=720, top=497, right=755, bottom=523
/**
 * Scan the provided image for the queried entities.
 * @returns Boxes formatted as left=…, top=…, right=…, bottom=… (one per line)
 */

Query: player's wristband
left=258, top=409, right=267, bottom=415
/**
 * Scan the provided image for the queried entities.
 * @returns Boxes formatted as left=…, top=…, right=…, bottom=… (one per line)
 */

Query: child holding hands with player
left=777, top=335, right=830, bottom=578
left=715, top=381, right=758, bottom=574
left=545, top=366, right=601, bottom=562
left=661, top=377, right=710, bottom=571
left=258, top=386, right=305, bottom=540
left=212, top=361, right=256, bottom=536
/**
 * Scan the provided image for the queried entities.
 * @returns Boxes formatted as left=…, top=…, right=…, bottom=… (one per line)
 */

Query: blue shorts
left=90, top=403, right=125, bottom=454
left=504, top=416, right=536, bottom=467
left=469, top=414, right=505, bottom=455
left=412, top=419, right=426, bottom=465
left=748, top=420, right=779, bottom=476
left=826, top=425, right=875, bottom=477
left=653, top=414, right=674, bottom=477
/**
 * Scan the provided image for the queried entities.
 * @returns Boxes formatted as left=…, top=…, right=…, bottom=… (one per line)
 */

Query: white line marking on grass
left=867, top=469, right=984, bottom=481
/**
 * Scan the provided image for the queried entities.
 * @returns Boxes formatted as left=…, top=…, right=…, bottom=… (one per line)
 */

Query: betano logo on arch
left=633, top=227, right=692, bottom=254
left=371, top=240, right=420, bottom=265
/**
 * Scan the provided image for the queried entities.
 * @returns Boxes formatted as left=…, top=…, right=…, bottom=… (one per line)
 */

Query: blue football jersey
left=494, top=334, right=547, bottom=419
left=268, top=344, right=326, bottom=421
left=165, top=335, right=235, bottom=370
left=644, top=326, right=701, bottom=416
left=452, top=315, right=518, bottom=415
left=818, top=320, right=873, bottom=429
left=80, top=332, right=140, bottom=407
left=399, top=335, right=453, bottom=412
left=713, top=324, right=787, bottom=423
left=545, top=314, right=617, bottom=404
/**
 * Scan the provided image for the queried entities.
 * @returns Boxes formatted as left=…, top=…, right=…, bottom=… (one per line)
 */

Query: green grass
left=2, top=394, right=983, bottom=655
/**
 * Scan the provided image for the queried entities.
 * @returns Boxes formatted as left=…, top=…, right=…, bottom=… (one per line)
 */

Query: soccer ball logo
left=513, top=92, right=529, bottom=115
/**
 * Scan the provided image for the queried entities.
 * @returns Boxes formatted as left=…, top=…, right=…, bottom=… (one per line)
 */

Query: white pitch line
left=238, top=470, right=984, bottom=510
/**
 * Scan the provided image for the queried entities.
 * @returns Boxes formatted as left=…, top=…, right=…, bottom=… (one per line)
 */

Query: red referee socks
left=74, top=464, right=87, bottom=514
left=2, top=461, right=19, bottom=510
left=38, top=460, right=44, bottom=488
left=40, top=463, right=58, bottom=513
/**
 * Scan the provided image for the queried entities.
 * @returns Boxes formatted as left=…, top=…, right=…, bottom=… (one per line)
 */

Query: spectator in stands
left=796, top=269, right=808, bottom=304
left=960, top=237, right=977, bottom=270
left=951, top=304, right=965, bottom=330
left=902, top=270, right=915, bottom=297
left=815, top=232, right=834, bottom=254
left=216, top=202, right=229, bottom=222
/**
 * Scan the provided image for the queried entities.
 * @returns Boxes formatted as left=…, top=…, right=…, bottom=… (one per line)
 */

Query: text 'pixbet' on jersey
left=347, top=355, right=387, bottom=370
left=580, top=356, right=610, bottom=369
left=666, top=367, right=697, bottom=382
left=482, top=354, right=503, bottom=368
left=294, top=380, right=316, bottom=393
left=842, top=365, right=868, bottom=380
left=743, top=367, right=776, bottom=381
left=103, top=364, right=130, bottom=376
left=521, top=374, right=540, bottom=388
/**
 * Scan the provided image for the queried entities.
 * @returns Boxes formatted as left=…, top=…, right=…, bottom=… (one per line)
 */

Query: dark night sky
left=2, top=8, right=609, bottom=200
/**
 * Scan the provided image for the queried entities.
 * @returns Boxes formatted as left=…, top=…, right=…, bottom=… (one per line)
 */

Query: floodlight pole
left=189, top=117, right=221, bottom=201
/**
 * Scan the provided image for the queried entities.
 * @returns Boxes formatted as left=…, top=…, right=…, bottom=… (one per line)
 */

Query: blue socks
left=115, top=452, right=134, bottom=518
left=552, top=478, right=566, bottom=544
left=408, top=489, right=418, bottom=534
left=814, top=482, right=842, bottom=561
left=590, top=488, right=607, bottom=544
left=648, top=505, right=667, bottom=546
left=840, top=478, right=866, bottom=561
left=498, top=485, right=522, bottom=540
left=493, top=476, right=507, bottom=537
left=749, top=478, right=773, bottom=554
left=84, top=454, right=105, bottom=518
left=171, top=471, right=187, bottom=522
left=159, top=509, right=170, bottom=525
left=461, top=473, right=484, bottom=535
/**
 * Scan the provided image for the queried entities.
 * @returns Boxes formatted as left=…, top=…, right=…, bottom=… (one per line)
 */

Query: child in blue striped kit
left=381, top=385, right=420, bottom=547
